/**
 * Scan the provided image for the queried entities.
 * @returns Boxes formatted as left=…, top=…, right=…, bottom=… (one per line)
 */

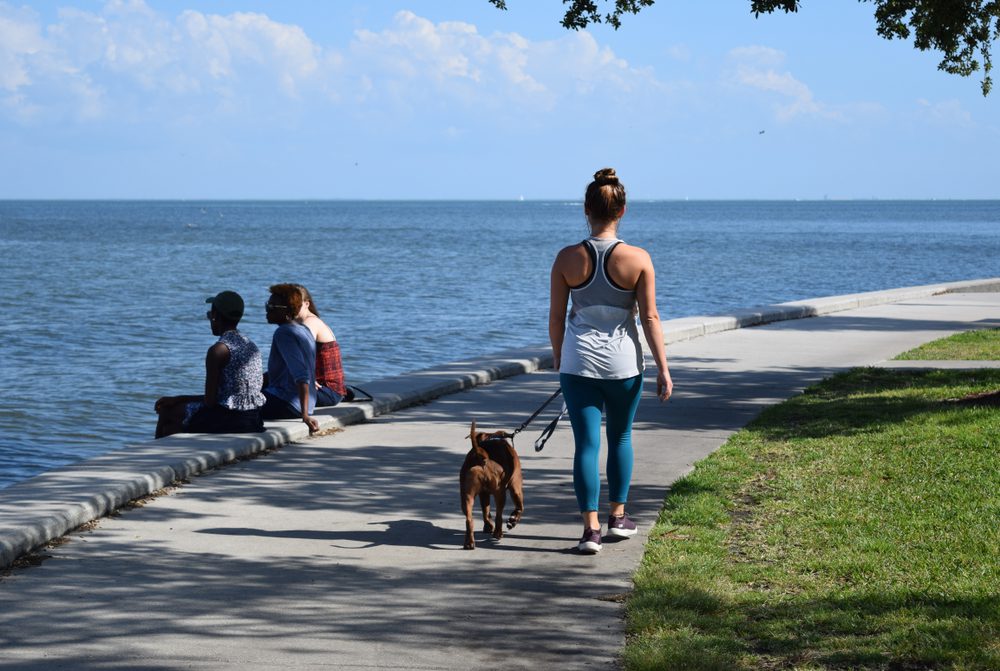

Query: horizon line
left=2, top=197, right=999, bottom=203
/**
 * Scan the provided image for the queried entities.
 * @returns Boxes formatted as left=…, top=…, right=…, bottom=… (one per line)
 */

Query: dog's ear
left=468, top=419, right=478, bottom=447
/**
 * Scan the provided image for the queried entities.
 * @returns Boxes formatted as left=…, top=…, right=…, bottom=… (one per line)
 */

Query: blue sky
left=1, top=0, right=997, bottom=199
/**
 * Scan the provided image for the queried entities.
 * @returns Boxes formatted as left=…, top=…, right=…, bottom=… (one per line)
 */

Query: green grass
left=624, top=368, right=1000, bottom=670
left=895, top=328, right=1000, bottom=361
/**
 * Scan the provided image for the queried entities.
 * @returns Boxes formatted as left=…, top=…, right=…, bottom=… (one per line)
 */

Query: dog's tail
left=467, top=419, right=490, bottom=464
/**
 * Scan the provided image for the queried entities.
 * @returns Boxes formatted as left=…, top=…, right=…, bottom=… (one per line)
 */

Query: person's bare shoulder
left=553, top=241, right=588, bottom=267
left=556, top=241, right=586, bottom=257
left=206, top=340, right=231, bottom=364
left=553, top=242, right=593, bottom=286
left=612, top=242, right=653, bottom=272
left=615, top=241, right=651, bottom=260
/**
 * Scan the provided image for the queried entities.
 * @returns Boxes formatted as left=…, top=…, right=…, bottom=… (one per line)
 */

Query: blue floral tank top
left=217, top=330, right=266, bottom=411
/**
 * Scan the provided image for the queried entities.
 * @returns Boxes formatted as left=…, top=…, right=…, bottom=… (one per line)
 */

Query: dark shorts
left=261, top=391, right=301, bottom=420
left=316, top=385, right=343, bottom=407
left=185, top=404, right=264, bottom=434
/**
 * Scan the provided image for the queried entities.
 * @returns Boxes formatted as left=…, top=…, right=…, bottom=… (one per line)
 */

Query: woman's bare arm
left=203, top=341, right=230, bottom=407
left=549, top=251, right=572, bottom=371
left=634, top=250, right=673, bottom=401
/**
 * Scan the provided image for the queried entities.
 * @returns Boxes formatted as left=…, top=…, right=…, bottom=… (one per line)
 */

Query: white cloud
left=0, top=4, right=45, bottom=92
left=728, top=45, right=836, bottom=122
left=0, top=3, right=108, bottom=120
left=0, top=0, right=331, bottom=120
left=492, top=32, right=545, bottom=95
left=348, top=10, right=548, bottom=108
left=347, top=10, right=662, bottom=115
left=0, top=4, right=662, bottom=125
left=351, top=11, right=487, bottom=96
left=664, top=44, right=691, bottom=62
left=729, top=45, right=785, bottom=68
left=916, top=98, right=973, bottom=127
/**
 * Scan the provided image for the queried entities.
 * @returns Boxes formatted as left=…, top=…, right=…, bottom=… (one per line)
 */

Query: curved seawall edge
left=1, top=276, right=998, bottom=569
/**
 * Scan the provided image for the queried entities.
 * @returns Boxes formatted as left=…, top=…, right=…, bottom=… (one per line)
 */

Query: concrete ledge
left=0, top=345, right=553, bottom=569
left=944, top=280, right=1000, bottom=293
left=662, top=278, right=1000, bottom=344
left=1, top=277, right=998, bottom=569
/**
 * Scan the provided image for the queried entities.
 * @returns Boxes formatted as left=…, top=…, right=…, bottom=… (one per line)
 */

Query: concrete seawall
left=2, top=277, right=999, bottom=570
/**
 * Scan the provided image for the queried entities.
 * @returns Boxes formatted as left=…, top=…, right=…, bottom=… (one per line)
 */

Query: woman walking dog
left=549, top=168, right=673, bottom=554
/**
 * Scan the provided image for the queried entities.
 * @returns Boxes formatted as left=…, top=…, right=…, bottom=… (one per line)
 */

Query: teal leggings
left=560, top=372, right=643, bottom=513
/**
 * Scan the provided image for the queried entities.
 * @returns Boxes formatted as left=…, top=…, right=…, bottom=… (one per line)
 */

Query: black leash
left=512, top=387, right=562, bottom=437
left=510, top=387, right=566, bottom=453
left=533, top=403, right=567, bottom=453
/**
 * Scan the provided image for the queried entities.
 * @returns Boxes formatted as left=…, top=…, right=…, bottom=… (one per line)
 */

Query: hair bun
left=593, top=168, right=619, bottom=186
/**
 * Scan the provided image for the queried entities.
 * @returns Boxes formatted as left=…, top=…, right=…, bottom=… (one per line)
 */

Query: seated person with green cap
left=154, top=290, right=267, bottom=438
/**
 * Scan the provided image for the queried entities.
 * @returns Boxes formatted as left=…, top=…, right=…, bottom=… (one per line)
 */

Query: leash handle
left=534, top=404, right=567, bottom=452
left=513, top=387, right=562, bottom=435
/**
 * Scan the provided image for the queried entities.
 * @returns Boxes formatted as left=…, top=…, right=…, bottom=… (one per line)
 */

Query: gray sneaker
left=578, top=527, right=603, bottom=554
left=607, top=513, right=637, bottom=538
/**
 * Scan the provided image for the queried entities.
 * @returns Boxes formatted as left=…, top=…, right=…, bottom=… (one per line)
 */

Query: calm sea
left=1, top=200, right=998, bottom=489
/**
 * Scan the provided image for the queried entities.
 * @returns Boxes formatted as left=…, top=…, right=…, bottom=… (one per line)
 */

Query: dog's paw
left=482, top=522, right=495, bottom=534
left=492, top=528, right=504, bottom=541
left=464, top=542, right=476, bottom=550
left=506, top=514, right=521, bottom=530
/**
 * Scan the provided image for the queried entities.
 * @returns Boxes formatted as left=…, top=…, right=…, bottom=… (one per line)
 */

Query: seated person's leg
left=186, top=404, right=264, bottom=434
left=315, top=385, right=343, bottom=407
left=261, top=391, right=300, bottom=420
left=155, top=398, right=189, bottom=439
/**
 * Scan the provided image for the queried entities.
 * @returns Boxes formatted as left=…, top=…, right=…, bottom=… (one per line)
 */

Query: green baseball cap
left=205, top=290, right=244, bottom=321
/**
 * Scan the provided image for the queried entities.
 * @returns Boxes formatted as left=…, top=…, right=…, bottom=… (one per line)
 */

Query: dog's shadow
left=200, top=519, right=572, bottom=552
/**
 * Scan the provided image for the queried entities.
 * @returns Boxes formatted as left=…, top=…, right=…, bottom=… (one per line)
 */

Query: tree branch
left=487, top=0, right=999, bottom=94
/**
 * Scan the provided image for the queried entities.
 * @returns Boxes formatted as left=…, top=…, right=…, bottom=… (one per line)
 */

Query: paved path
left=1, top=289, right=998, bottom=670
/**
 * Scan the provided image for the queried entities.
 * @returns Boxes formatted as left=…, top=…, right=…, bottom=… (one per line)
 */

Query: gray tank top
left=559, top=237, right=644, bottom=379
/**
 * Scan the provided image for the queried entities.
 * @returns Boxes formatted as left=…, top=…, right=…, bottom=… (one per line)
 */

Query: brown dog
left=460, top=420, right=524, bottom=550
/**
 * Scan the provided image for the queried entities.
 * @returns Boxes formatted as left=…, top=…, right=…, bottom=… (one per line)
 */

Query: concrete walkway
left=1, top=283, right=998, bottom=670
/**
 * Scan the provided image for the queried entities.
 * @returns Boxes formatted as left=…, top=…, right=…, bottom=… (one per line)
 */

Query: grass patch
left=625, top=368, right=1000, bottom=670
left=895, top=328, right=1000, bottom=360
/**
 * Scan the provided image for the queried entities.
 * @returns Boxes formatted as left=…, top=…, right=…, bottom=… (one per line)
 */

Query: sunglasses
left=265, top=301, right=289, bottom=310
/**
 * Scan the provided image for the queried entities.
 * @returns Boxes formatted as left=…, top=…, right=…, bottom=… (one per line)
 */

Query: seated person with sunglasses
left=155, top=291, right=266, bottom=438
left=262, top=284, right=321, bottom=433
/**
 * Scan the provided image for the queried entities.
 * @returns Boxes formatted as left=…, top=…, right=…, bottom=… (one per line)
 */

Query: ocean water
left=1, top=199, right=998, bottom=489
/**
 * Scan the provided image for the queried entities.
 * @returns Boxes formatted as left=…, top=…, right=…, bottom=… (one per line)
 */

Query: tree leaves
left=487, top=0, right=655, bottom=31
left=488, top=0, right=999, bottom=95
left=748, top=0, right=999, bottom=95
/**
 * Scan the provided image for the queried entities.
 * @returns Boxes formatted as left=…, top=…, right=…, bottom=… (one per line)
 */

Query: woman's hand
left=296, top=381, right=320, bottom=433
left=657, top=369, right=673, bottom=402
left=303, top=414, right=320, bottom=433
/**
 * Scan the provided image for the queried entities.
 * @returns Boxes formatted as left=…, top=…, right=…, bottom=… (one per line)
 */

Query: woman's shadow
left=198, top=518, right=572, bottom=552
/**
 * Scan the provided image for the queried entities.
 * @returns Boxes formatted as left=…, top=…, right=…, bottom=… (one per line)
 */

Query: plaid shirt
left=316, top=340, right=346, bottom=397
